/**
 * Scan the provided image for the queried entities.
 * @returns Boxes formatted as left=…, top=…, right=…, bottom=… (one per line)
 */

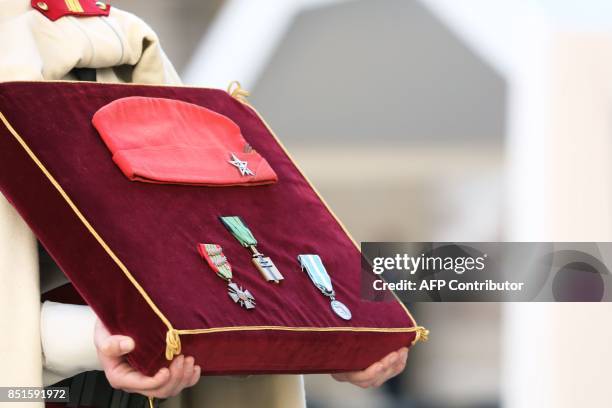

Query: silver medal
left=298, top=254, right=352, bottom=320
left=330, top=299, right=352, bottom=320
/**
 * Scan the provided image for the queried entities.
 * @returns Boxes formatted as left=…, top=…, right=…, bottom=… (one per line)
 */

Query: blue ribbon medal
left=297, top=254, right=352, bottom=320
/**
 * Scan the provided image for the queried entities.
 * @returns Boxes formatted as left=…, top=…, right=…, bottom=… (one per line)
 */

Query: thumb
left=99, top=335, right=135, bottom=357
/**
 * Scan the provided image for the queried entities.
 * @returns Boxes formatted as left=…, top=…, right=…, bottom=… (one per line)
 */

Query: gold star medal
left=228, top=153, right=255, bottom=176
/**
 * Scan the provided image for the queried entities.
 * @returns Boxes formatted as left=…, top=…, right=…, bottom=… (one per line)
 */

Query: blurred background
left=111, top=0, right=612, bottom=407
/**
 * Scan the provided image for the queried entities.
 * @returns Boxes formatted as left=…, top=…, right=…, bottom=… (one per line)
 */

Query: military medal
left=219, top=216, right=284, bottom=283
left=198, top=243, right=256, bottom=309
left=298, top=254, right=352, bottom=320
left=228, top=153, right=255, bottom=176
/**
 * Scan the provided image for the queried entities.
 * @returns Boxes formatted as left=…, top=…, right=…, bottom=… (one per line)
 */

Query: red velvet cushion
left=0, top=82, right=425, bottom=376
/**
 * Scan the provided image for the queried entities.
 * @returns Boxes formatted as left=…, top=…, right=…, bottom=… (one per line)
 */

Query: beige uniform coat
left=0, top=1, right=305, bottom=407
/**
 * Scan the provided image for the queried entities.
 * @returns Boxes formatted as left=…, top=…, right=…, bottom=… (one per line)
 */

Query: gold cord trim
left=176, top=325, right=420, bottom=335
left=0, top=111, right=177, bottom=337
left=0, top=81, right=427, bottom=365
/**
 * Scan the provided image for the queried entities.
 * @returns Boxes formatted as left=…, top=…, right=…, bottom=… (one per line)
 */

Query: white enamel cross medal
left=198, top=243, right=256, bottom=309
left=228, top=153, right=255, bottom=176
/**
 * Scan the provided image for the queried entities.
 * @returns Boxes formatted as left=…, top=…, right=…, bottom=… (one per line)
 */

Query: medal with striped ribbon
left=219, top=216, right=284, bottom=283
left=297, top=254, right=352, bottom=320
left=198, top=243, right=256, bottom=309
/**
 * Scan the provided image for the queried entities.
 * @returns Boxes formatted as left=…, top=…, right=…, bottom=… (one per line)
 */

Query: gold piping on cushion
left=176, top=325, right=428, bottom=335
left=0, top=81, right=427, bottom=365
left=0, top=111, right=180, bottom=361
left=0, top=109, right=187, bottom=359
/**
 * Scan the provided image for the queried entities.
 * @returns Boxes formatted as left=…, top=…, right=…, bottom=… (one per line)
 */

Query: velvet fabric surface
left=0, top=82, right=419, bottom=376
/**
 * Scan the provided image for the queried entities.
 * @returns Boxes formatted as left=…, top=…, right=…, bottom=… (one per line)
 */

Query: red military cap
left=92, top=96, right=278, bottom=186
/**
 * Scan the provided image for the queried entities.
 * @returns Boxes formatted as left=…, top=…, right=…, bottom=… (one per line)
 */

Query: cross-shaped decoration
left=228, top=153, right=255, bottom=176
left=228, top=282, right=256, bottom=309
left=198, top=243, right=256, bottom=310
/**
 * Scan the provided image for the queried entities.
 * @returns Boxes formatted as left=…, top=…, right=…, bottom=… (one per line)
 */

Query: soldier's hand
left=331, top=347, right=408, bottom=388
left=94, top=319, right=201, bottom=398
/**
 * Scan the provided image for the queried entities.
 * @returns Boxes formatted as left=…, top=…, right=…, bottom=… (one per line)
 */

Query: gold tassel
left=227, top=81, right=250, bottom=102
left=415, top=326, right=429, bottom=343
left=165, top=329, right=182, bottom=360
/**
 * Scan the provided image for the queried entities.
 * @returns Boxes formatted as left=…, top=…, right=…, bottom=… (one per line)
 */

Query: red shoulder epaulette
left=32, top=0, right=110, bottom=21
